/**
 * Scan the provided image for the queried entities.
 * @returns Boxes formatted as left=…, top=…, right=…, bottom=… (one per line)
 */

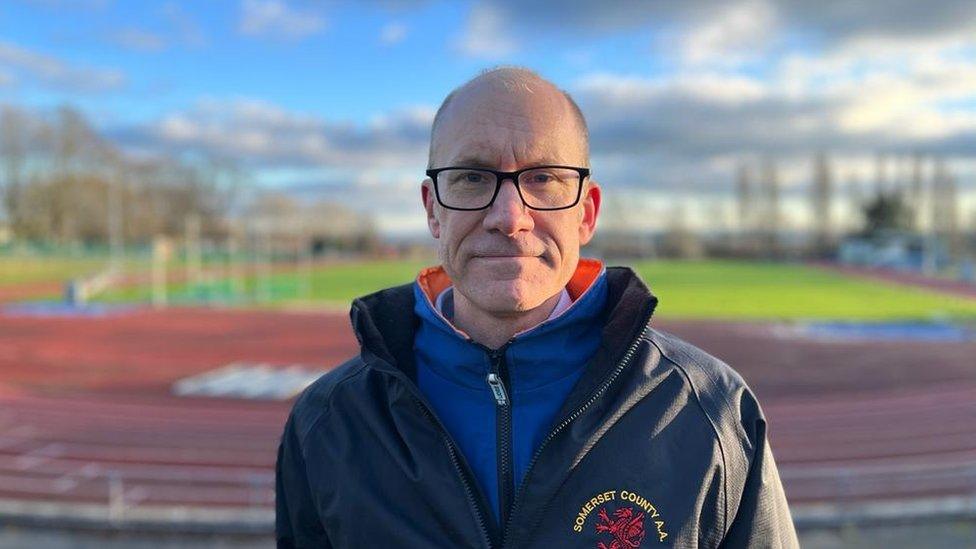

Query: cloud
left=463, top=0, right=976, bottom=39
left=79, top=3, right=205, bottom=54
left=572, top=49, right=976, bottom=197
left=114, top=97, right=434, bottom=170
left=539, top=0, right=976, bottom=197
left=455, top=3, right=516, bottom=58
left=577, top=72, right=833, bottom=159
left=771, top=0, right=976, bottom=42
left=0, top=40, right=125, bottom=93
left=161, top=1, right=207, bottom=48
left=461, top=1, right=695, bottom=35
left=677, top=0, right=777, bottom=67
left=15, top=0, right=112, bottom=9
left=238, top=0, right=326, bottom=40
left=106, top=97, right=438, bottom=236
left=569, top=25, right=976, bottom=202
left=0, top=70, right=16, bottom=88
left=453, top=1, right=976, bottom=66
left=107, top=28, right=167, bottom=52
left=379, top=22, right=407, bottom=46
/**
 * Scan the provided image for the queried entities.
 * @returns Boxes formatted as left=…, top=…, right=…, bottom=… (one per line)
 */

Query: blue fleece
left=413, top=269, right=608, bottom=526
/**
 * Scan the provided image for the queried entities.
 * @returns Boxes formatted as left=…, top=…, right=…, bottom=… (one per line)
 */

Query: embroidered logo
left=571, top=488, right=668, bottom=544
left=595, top=506, right=645, bottom=549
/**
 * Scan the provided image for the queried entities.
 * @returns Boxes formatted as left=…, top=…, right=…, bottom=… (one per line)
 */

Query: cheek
left=541, top=215, right=581, bottom=261
left=437, top=214, right=477, bottom=265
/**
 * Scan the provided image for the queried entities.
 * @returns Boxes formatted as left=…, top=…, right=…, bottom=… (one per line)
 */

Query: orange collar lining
left=417, top=258, right=604, bottom=304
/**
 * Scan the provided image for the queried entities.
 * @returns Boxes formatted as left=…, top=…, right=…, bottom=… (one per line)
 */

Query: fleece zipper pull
left=485, top=345, right=515, bottom=541
left=483, top=344, right=513, bottom=407
left=486, top=373, right=508, bottom=405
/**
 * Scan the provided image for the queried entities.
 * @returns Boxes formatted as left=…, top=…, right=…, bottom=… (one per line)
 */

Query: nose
left=483, top=178, right=534, bottom=236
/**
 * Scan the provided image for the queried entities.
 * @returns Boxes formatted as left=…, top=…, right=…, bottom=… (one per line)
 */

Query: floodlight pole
left=257, top=220, right=272, bottom=303
left=107, top=166, right=123, bottom=272
left=185, top=214, right=202, bottom=294
left=151, top=235, right=168, bottom=308
left=300, top=219, right=311, bottom=302
left=228, top=230, right=244, bottom=301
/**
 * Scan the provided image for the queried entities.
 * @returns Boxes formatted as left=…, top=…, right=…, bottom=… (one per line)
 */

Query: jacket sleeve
left=276, top=411, right=332, bottom=548
left=720, top=397, right=799, bottom=548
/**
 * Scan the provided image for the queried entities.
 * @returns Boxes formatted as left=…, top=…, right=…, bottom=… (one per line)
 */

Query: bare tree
left=931, top=158, right=960, bottom=257
left=0, top=106, right=28, bottom=232
left=0, top=104, right=243, bottom=248
left=759, top=157, right=781, bottom=257
left=874, top=152, right=888, bottom=196
left=909, top=153, right=925, bottom=231
left=735, top=162, right=753, bottom=234
left=810, top=151, right=833, bottom=255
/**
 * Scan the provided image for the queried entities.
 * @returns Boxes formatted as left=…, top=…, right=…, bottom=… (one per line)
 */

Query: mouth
left=473, top=254, right=541, bottom=259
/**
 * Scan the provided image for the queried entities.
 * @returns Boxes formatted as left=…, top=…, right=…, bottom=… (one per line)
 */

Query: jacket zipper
left=501, top=317, right=653, bottom=548
left=486, top=348, right=514, bottom=540
left=383, top=307, right=651, bottom=548
left=411, top=395, right=495, bottom=549
left=379, top=366, right=494, bottom=549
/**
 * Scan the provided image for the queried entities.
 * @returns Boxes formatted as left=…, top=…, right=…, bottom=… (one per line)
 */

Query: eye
left=523, top=170, right=559, bottom=185
left=463, top=172, right=486, bottom=183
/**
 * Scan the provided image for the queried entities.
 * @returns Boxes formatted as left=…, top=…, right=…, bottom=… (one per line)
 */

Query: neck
left=451, top=290, right=563, bottom=350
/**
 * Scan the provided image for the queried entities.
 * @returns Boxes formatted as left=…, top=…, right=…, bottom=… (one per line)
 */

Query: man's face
left=422, top=81, right=600, bottom=316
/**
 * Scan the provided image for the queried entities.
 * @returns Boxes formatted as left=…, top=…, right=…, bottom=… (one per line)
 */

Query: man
left=276, top=67, right=798, bottom=548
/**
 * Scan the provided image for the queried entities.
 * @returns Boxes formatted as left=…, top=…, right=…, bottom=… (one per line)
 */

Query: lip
left=472, top=255, right=541, bottom=262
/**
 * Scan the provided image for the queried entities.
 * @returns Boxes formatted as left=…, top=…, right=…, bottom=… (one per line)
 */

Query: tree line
left=0, top=105, right=239, bottom=247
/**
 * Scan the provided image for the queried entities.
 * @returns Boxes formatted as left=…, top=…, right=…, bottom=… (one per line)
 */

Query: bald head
left=427, top=67, right=589, bottom=168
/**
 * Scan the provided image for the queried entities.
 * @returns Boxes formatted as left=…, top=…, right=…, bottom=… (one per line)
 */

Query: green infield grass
left=93, top=259, right=430, bottom=307
left=0, top=255, right=113, bottom=287
left=630, top=260, right=976, bottom=321
left=89, top=258, right=976, bottom=322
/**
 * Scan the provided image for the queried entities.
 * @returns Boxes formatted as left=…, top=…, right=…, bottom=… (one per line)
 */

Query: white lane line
left=52, top=462, right=101, bottom=493
left=14, top=442, right=65, bottom=471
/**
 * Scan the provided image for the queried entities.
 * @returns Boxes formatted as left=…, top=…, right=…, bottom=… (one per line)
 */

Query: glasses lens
left=436, top=169, right=497, bottom=209
left=518, top=168, right=581, bottom=209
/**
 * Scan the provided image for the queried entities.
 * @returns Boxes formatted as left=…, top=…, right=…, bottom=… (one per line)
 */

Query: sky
left=2, top=0, right=976, bottom=235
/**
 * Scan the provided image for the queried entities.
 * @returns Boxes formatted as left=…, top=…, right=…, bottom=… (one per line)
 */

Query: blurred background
left=0, top=1, right=975, bottom=547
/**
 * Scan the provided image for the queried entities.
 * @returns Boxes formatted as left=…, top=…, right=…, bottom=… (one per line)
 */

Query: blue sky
left=0, top=1, right=672, bottom=121
left=3, top=0, right=976, bottom=234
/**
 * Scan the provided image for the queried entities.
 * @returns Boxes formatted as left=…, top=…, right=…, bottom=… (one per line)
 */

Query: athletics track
left=0, top=307, right=973, bottom=533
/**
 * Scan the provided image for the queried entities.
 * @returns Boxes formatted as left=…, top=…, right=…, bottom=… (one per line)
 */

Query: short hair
left=427, top=66, right=589, bottom=168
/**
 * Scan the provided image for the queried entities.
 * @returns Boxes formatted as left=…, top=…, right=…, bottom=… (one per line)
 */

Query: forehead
left=432, top=84, right=586, bottom=167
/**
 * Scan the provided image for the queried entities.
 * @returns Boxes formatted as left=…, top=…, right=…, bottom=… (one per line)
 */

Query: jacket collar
left=349, top=261, right=659, bottom=384
left=413, top=258, right=606, bottom=342
left=412, top=261, right=609, bottom=392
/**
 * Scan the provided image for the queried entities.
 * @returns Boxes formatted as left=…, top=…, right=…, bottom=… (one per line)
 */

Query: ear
left=421, top=178, right=441, bottom=239
left=578, top=179, right=600, bottom=246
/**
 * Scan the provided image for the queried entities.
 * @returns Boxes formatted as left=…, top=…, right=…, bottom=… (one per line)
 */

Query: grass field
left=58, top=258, right=976, bottom=322
left=0, top=255, right=112, bottom=286
left=4, top=254, right=975, bottom=321
left=632, top=260, right=976, bottom=321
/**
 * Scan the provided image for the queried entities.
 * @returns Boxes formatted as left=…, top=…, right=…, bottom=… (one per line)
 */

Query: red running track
left=0, top=307, right=973, bottom=528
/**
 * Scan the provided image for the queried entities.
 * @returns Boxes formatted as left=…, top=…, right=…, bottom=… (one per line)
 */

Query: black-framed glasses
left=425, top=165, right=589, bottom=211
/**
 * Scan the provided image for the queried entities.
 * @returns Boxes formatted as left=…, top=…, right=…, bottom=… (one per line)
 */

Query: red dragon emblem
left=595, top=506, right=646, bottom=549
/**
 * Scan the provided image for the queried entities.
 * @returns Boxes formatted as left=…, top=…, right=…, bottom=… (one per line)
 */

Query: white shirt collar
left=435, top=286, right=573, bottom=323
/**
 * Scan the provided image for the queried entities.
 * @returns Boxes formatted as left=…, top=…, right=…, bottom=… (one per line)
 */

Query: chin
left=468, top=278, right=553, bottom=314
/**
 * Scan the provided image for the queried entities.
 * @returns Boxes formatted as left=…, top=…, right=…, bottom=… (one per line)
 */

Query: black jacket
left=276, top=266, right=799, bottom=548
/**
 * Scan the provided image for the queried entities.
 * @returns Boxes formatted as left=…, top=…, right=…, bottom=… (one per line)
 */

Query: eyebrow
left=448, top=155, right=494, bottom=168
left=446, top=155, right=563, bottom=168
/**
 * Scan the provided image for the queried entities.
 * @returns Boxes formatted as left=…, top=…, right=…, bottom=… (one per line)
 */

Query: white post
left=228, top=232, right=244, bottom=301
left=108, top=168, right=123, bottom=272
left=300, top=221, right=312, bottom=302
left=185, top=214, right=201, bottom=294
left=151, top=235, right=169, bottom=308
left=108, top=473, right=125, bottom=522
